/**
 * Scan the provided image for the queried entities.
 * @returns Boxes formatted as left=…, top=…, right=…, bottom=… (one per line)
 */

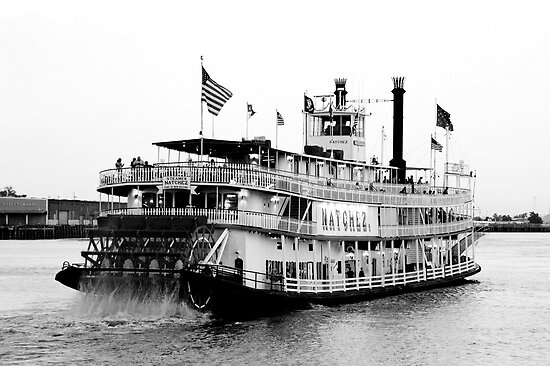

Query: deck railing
left=284, top=260, right=477, bottom=293
left=101, top=207, right=316, bottom=235
left=193, top=260, right=478, bottom=294
left=379, top=219, right=473, bottom=238
left=99, top=163, right=471, bottom=207
left=100, top=206, right=472, bottom=237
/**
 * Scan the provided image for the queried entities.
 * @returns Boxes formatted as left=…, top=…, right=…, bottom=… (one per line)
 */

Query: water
left=1, top=234, right=549, bottom=365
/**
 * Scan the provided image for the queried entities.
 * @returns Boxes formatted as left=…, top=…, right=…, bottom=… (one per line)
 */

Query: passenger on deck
left=130, top=157, right=136, bottom=168
left=346, top=268, right=355, bottom=278
left=359, top=268, right=365, bottom=277
left=417, top=177, right=423, bottom=184
left=400, top=187, right=407, bottom=194
left=135, top=156, right=145, bottom=167
left=443, top=187, right=449, bottom=195
left=115, top=158, right=124, bottom=171
left=355, top=182, right=361, bottom=189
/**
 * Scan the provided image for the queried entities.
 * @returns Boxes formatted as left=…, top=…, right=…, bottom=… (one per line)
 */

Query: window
left=223, top=193, right=238, bottom=210
left=142, top=192, right=156, bottom=208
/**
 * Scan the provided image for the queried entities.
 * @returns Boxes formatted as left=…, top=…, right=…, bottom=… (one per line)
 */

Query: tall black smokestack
left=389, top=77, right=406, bottom=183
left=334, top=78, right=347, bottom=109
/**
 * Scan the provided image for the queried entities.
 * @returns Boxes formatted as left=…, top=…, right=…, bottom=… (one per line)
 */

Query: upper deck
left=98, top=138, right=472, bottom=209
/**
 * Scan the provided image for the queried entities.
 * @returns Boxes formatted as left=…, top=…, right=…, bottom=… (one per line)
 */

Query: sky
left=1, top=0, right=549, bottom=217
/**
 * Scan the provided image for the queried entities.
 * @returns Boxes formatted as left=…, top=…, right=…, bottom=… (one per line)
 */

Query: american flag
left=431, top=137, right=443, bottom=152
left=276, top=111, right=284, bottom=125
left=202, top=67, right=233, bottom=116
left=436, top=104, right=453, bottom=131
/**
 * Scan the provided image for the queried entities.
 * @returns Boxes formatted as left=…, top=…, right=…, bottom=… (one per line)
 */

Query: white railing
left=284, top=260, right=477, bottom=293
left=379, top=219, right=474, bottom=238
left=101, top=206, right=471, bottom=237
left=99, top=163, right=472, bottom=207
left=101, top=207, right=316, bottom=235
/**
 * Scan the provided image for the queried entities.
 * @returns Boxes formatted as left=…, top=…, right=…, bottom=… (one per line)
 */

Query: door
left=59, top=211, right=69, bottom=225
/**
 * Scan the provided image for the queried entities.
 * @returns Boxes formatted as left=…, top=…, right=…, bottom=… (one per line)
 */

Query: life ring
left=452, top=164, right=460, bottom=172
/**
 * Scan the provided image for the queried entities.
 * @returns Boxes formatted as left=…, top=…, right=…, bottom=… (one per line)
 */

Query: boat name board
left=317, top=203, right=378, bottom=237
left=163, top=175, right=191, bottom=190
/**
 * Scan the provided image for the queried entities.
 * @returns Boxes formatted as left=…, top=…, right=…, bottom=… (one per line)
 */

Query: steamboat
left=56, top=76, right=481, bottom=316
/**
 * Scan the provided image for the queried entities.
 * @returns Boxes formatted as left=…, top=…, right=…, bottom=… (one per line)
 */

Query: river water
left=0, top=233, right=549, bottom=365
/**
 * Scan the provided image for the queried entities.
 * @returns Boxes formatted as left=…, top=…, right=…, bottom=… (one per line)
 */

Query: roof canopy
left=153, top=138, right=273, bottom=159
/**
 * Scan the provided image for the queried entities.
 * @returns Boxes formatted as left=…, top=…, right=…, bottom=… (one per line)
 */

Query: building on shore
left=0, top=197, right=126, bottom=227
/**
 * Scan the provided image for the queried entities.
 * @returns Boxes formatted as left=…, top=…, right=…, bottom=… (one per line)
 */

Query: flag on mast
left=431, top=137, right=443, bottom=152
left=304, top=95, right=314, bottom=113
left=202, top=67, right=233, bottom=116
left=436, top=104, right=454, bottom=131
left=247, top=103, right=256, bottom=118
left=276, top=111, right=285, bottom=125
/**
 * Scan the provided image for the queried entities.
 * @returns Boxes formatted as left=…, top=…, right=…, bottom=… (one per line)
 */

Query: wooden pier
left=0, top=225, right=94, bottom=240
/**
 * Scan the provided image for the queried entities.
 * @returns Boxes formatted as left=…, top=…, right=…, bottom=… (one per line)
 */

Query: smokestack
left=334, top=78, right=347, bottom=109
left=389, top=77, right=406, bottom=183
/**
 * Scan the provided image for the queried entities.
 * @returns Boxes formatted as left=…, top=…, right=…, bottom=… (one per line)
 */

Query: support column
left=341, top=240, right=346, bottom=292
left=458, top=233, right=461, bottom=271
left=313, top=239, right=318, bottom=293
left=295, top=237, right=300, bottom=293
left=449, top=235, right=453, bottom=276
left=281, top=234, right=286, bottom=290
left=401, top=240, right=406, bottom=285
left=355, top=240, right=359, bottom=289
left=381, top=241, right=385, bottom=286
left=416, top=238, right=420, bottom=281
left=328, top=240, right=332, bottom=293
left=472, top=228, right=476, bottom=262
left=391, top=239, right=395, bottom=285
left=367, top=240, right=372, bottom=288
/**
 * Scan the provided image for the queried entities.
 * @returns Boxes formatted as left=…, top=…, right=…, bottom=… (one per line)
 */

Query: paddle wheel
left=55, top=215, right=217, bottom=296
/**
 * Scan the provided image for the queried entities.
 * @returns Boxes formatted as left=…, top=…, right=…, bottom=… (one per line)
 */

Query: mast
left=275, top=109, right=279, bottom=148
left=200, top=56, right=204, bottom=161
left=381, top=126, right=385, bottom=165
left=444, top=127, right=450, bottom=188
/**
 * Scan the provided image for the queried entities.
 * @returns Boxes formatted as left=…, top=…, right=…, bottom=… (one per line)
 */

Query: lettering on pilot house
left=321, top=207, right=371, bottom=232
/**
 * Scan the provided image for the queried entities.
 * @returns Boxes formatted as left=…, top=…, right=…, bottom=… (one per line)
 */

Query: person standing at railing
left=235, top=251, right=244, bottom=284
left=115, top=158, right=124, bottom=183
left=115, top=158, right=124, bottom=171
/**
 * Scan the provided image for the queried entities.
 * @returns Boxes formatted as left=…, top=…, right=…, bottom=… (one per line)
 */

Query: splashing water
left=67, top=277, right=200, bottom=321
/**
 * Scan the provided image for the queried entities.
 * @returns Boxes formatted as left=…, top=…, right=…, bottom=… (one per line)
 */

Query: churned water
left=1, top=234, right=549, bottom=365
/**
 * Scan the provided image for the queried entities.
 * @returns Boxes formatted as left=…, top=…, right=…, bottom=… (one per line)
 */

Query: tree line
left=475, top=212, right=543, bottom=224
left=0, top=186, right=26, bottom=198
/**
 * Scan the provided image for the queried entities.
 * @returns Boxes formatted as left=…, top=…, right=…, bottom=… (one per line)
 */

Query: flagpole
left=200, top=56, right=204, bottom=161
left=211, top=115, right=214, bottom=138
left=430, top=134, right=434, bottom=187
left=303, top=93, right=307, bottom=153
left=445, top=126, right=450, bottom=188
left=433, top=98, right=437, bottom=187
left=275, top=109, right=279, bottom=148
left=381, top=126, right=385, bottom=166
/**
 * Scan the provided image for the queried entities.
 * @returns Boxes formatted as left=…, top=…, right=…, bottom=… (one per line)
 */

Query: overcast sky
left=1, top=1, right=549, bottom=216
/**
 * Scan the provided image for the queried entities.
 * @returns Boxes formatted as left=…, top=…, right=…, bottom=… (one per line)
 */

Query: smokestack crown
left=334, top=78, right=348, bottom=109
